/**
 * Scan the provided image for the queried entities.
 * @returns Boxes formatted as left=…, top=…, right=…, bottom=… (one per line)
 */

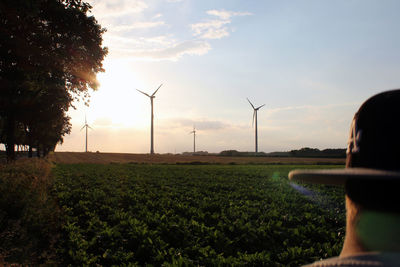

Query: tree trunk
left=5, top=113, right=16, bottom=162
left=43, top=147, right=49, bottom=157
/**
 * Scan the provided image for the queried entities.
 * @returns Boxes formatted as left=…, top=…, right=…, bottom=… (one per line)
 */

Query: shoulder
left=303, top=252, right=400, bottom=267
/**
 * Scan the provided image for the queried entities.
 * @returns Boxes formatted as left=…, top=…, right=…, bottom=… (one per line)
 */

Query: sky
left=56, top=0, right=400, bottom=154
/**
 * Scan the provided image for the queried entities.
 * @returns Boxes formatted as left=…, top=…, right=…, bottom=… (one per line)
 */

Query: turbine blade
left=80, top=125, right=85, bottom=131
left=152, top=83, right=163, bottom=96
left=247, top=98, right=255, bottom=109
left=88, top=125, right=93, bottom=130
left=256, top=104, right=266, bottom=110
left=136, top=89, right=150, bottom=97
left=252, top=110, right=256, bottom=127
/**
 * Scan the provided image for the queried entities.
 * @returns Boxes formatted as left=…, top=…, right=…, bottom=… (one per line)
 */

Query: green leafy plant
left=53, top=164, right=345, bottom=265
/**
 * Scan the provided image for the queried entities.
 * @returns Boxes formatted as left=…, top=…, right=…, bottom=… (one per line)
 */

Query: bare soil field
left=51, top=152, right=345, bottom=165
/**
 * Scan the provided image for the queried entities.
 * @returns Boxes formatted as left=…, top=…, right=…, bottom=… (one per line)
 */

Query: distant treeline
left=218, top=147, right=346, bottom=158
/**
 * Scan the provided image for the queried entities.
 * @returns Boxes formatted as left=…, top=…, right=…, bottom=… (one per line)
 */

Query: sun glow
left=89, top=59, right=149, bottom=129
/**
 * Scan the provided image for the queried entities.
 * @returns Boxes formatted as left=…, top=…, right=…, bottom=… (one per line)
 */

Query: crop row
left=53, top=164, right=345, bottom=266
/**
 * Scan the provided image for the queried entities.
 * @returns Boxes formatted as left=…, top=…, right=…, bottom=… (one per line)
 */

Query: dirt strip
left=51, top=152, right=345, bottom=165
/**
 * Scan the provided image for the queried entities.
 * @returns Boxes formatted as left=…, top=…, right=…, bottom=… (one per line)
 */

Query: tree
left=23, top=78, right=72, bottom=157
left=0, top=0, right=107, bottom=160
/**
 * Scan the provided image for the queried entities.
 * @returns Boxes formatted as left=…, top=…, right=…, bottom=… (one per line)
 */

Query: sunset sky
left=56, top=0, right=400, bottom=154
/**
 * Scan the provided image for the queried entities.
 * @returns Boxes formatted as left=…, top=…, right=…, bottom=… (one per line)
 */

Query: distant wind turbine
left=137, top=84, right=163, bottom=154
left=247, top=98, right=265, bottom=153
left=189, top=126, right=196, bottom=153
left=80, top=116, right=92, bottom=153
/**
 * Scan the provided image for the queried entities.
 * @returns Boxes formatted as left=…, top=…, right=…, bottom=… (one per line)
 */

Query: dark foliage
left=289, top=148, right=346, bottom=158
left=0, top=159, right=60, bottom=264
left=219, top=148, right=346, bottom=158
left=53, top=164, right=345, bottom=266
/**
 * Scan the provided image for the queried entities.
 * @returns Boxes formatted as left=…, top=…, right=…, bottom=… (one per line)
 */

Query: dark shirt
left=304, top=252, right=400, bottom=267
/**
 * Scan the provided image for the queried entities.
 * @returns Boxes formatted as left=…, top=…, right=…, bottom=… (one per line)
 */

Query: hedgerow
left=0, top=159, right=60, bottom=264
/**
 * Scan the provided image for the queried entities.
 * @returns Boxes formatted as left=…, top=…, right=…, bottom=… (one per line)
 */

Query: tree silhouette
left=0, top=0, right=107, bottom=160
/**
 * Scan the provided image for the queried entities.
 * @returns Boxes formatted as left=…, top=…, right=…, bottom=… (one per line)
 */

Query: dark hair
left=345, top=179, right=400, bottom=213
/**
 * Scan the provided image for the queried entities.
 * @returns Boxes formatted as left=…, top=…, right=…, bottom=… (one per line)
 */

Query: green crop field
left=51, top=163, right=345, bottom=266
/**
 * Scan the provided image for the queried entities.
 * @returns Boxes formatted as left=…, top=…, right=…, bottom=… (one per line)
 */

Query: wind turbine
left=247, top=98, right=265, bottom=153
left=189, top=126, right=196, bottom=153
left=80, top=116, right=92, bottom=153
left=137, top=84, right=163, bottom=154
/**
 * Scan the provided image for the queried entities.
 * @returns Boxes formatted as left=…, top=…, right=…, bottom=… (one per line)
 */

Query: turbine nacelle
left=247, top=98, right=265, bottom=110
left=189, top=126, right=196, bottom=135
left=247, top=98, right=265, bottom=127
left=80, top=124, right=93, bottom=131
left=80, top=116, right=93, bottom=131
left=136, top=84, right=163, bottom=99
left=255, top=104, right=265, bottom=110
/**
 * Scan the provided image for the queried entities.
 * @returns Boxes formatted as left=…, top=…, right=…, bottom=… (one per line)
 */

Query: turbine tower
left=80, top=116, right=92, bottom=153
left=189, top=126, right=196, bottom=153
left=137, top=84, right=163, bottom=154
left=247, top=98, right=265, bottom=153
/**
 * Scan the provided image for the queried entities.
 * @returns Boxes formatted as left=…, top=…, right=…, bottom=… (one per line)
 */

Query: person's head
left=289, top=89, right=400, bottom=255
left=345, top=179, right=400, bottom=213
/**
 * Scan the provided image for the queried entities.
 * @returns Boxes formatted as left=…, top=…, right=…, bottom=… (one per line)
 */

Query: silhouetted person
left=289, top=89, right=400, bottom=266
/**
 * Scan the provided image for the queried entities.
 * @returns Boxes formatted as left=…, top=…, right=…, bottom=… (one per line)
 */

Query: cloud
left=191, top=20, right=230, bottom=35
left=90, top=0, right=148, bottom=18
left=206, top=9, right=252, bottom=20
left=88, top=0, right=211, bottom=61
left=115, top=40, right=211, bottom=61
left=191, top=9, right=252, bottom=39
left=89, top=3, right=251, bottom=61
left=105, top=34, right=176, bottom=48
left=201, top=28, right=230, bottom=39
left=191, top=20, right=230, bottom=39
left=255, top=103, right=357, bottom=150
left=112, top=21, right=166, bottom=32
left=161, top=118, right=231, bottom=131
left=265, top=103, right=358, bottom=118
left=152, top=13, right=163, bottom=19
left=89, top=0, right=165, bottom=33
